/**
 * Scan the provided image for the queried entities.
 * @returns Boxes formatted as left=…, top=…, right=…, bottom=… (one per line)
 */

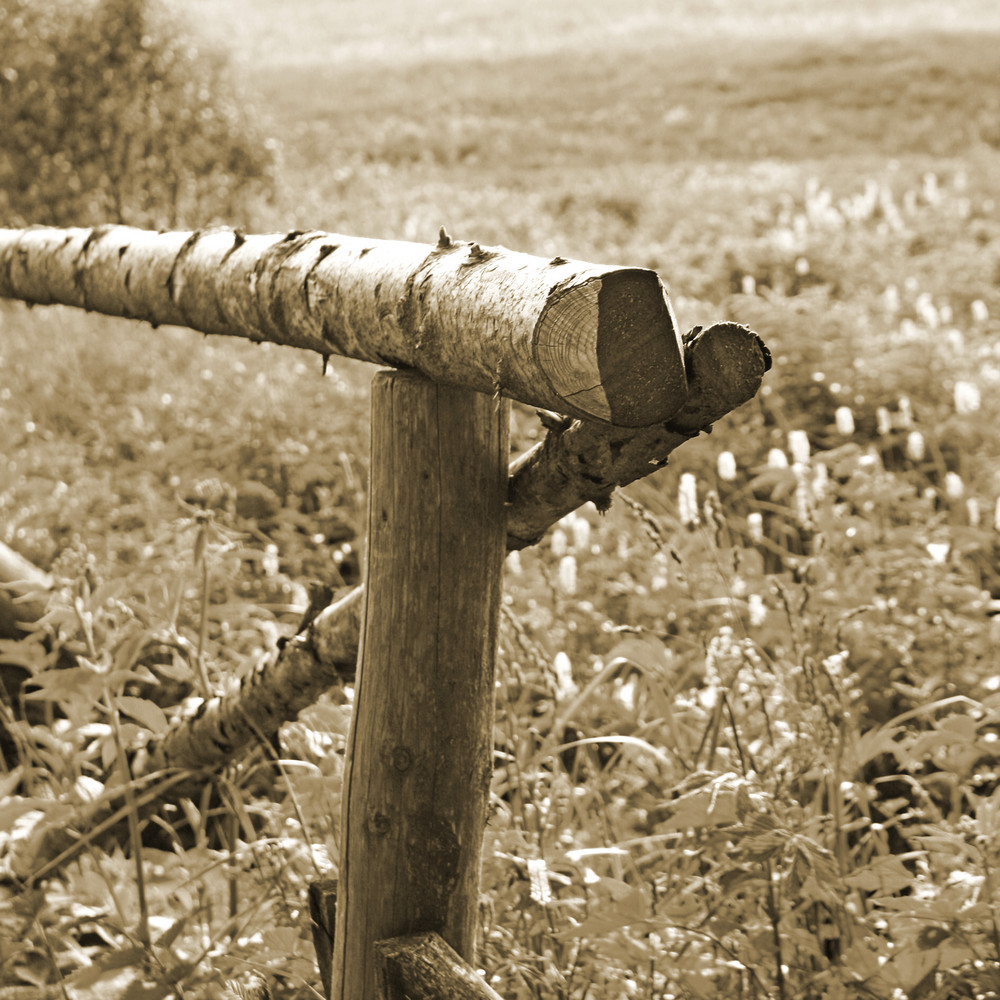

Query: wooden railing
left=0, top=224, right=770, bottom=999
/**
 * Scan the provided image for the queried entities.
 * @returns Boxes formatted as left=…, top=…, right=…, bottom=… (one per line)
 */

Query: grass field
left=3, top=1, right=1000, bottom=997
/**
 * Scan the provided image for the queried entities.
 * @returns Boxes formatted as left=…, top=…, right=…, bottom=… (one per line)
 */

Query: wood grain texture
left=330, top=371, right=509, bottom=1000
left=309, top=878, right=339, bottom=1000
left=0, top=225, right=685, bottom=425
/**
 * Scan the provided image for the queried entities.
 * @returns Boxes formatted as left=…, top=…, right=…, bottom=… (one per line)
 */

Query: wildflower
left=926, top=542, right=950, bottom=564
left=748, top=593, right=767, bottom=627
left=552, top=651, right=578, bottom=700
left=705, top=625, right=740, bottom=684
left=944, top=471, right=964, bottom=500
left=527, top=857, right=552, bottom=905
left=741, top=274, right=756, bottom=296
left=795, top=256, right=810, bottom=275
left=953, top=380, right=981, bottom=414
left=703, top=489, right=724, bottom=533
left=678, top=473, right=699, bottom=528
left=906, top=430, right=926, bottom=462
left=896, top=395, right=912, bottom=425
left=994, top=496, right=1000, bottom=532
left=971, top=299, right=989, bottom=324
left=788, top=429, right=811, bottom=464
left=557, top=555, right=577, bottom=595
left=834, top=406, right=855, bottom=436
left=767, top=448, right=789, bottom=469
left=571, top=515, right=591, bottom=553
left=615, top=675, right=637, bottom=712
left=550, top=528, right=568, bottom=557
left=717, top=450, right=737, bottom=482
left=967, top=498, right=981, bottom=527
left=823, top=650, right=849, bottom=678
left=793, top=464, right=813, bottom=527
left=875, top=406, right=892, bottom=435
left=616, top=534, right=629, bottom=560
left=858, top=448, right=882, bottom=472
left=916, top=292, right=939, bottom=328
left=879, top=190, right=904, bottom=231
left=883, top=285, right=900, bottom=313
left=505, top=550, right=522, bottom=575
left=812, top=462, right=829, bottom=498
left=262, top=544, right=280, bottom=577
left=747, top=511, right=764, bottom=543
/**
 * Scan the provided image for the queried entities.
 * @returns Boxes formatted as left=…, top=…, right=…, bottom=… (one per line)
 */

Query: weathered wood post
left=329, top=372, right=510, bottom=1000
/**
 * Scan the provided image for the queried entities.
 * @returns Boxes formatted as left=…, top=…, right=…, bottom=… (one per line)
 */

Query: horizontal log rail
left=0, top=225, right=686, bottom=426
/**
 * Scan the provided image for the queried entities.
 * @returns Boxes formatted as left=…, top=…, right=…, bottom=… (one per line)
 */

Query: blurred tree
left=0, top=0, right=276, bottom=228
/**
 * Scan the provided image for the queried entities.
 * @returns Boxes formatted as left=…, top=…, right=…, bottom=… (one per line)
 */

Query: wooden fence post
left=329, top=370, right=509, bottom=1000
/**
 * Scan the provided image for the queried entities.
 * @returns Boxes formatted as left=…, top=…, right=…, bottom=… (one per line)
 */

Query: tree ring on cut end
left=534, top=279, right=607, bottom=418
left=534, top=269, right=686, bottom=426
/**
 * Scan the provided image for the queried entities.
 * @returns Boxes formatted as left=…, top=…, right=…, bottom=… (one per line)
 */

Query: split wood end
left=535, top=268, right=686, bottom=427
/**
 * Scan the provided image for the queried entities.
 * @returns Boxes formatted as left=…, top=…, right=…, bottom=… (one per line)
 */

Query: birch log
left=141, top=323, right=766, bottom=776
left=6, top=322, right=767, bottom=880
left=4, top=324, right=766, bottom=781
left=0, top=225, right=685, bottom=426
left=506, top=321, right=771, bottom=546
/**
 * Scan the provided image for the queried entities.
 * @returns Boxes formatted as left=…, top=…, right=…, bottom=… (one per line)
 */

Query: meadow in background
left=1, top=0, right=999, bottom=996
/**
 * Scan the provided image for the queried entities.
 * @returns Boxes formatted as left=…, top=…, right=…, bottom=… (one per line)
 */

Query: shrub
left=0, top=0, right=275, bottom=228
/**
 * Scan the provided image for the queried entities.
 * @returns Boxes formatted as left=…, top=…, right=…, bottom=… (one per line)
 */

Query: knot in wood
left=390, top=746, right=413, bottom=772
left=368, top=810, right=392, bottom=836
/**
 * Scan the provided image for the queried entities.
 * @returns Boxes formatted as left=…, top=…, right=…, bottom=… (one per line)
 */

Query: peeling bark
left=0, top=225, right=686, bottom=426
left=141, top=587, right=363, bottom=773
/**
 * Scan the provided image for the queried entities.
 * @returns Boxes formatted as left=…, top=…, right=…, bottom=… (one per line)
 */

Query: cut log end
left=669, top=321, right=772, bottom=431
left=534, top=268, right=686, bottom=427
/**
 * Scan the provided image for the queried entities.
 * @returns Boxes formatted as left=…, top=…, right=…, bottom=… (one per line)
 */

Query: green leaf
left=70, top=946, right=146, bottom=988
left=844, top=855, right=915, bottom=895
left=116, top=695, right=169, bottom=734
left=604, top=633, right=670, bottom=675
